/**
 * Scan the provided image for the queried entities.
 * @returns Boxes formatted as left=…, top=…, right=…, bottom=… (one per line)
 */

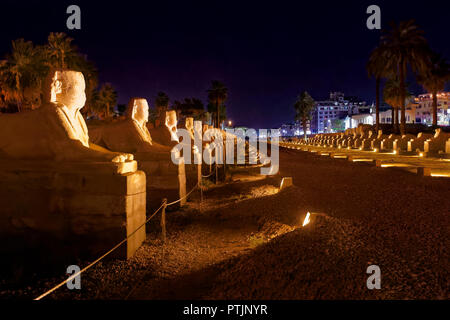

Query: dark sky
left=1, top=0, right=449, bottom=128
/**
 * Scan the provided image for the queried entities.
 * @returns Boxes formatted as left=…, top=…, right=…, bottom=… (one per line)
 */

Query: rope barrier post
left=161, top=198, right=167, bottom=244
left=160, top=198, right=167, bottom=267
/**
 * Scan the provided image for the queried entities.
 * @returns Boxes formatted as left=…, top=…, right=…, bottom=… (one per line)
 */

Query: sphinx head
left=194, top=120, right=202, bottom=136
left=165, top=110, right=177, bottom=129
left=47, top=70, right=86, bottom=110
left=185, top=117, right=194, bottom=132
left=127, top=98, right=149, bottom=124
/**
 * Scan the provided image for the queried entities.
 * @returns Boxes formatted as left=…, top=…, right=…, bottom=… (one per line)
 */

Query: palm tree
left=74, top=55, right=98, bottom=116
left=0, top=39, right=44, bottom=111
left=178, top=97, right=205, bottom=119
left=155, top=91, right=169, bottom=117
left=207, top=80, right=228, bottom=128
left=379, top=20, right=430, bottom=134
left=383, top=78, right=411, bottom=130
left=417, top=52, right=450, bottom=126
left=367, top=45, right=395, bottom=132
left=294, top=91, right=315, bottom=140
left=45, top=32, right=77, bottom=69
left=96, top=83, right=117, bottom=118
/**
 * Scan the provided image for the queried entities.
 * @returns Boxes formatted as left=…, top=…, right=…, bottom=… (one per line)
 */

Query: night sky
left=1, top=0, right=449, bottom=128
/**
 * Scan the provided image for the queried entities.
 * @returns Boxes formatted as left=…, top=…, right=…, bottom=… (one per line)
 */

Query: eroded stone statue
left=89, top=98, right=186, bottom=207
left=0, top=70, right=145, bottom=262
left=185, top=117, right=194, bottom=140
left=90, top=97, right=171, bottom=158
left=0, top=70, right=132, bottom=163
left=148, top=110, right=179, bottom=148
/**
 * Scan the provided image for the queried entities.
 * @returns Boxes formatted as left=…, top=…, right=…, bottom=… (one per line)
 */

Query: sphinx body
left=148, top=110, right=179, bottom=148
left=90, top=118, right=172, bottom=161
left=89, top=98, right=187, bottom=207
left=0, top=71, right=145, bottom=263
left=0, top=70, right=132, bottom=164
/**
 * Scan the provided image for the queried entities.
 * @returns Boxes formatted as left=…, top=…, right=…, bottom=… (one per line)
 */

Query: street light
left=228, top=120, right=232, bottom=127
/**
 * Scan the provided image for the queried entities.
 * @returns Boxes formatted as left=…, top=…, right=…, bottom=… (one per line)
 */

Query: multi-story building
left=311, top=92, right=366, bottom=133
left=414, top=92, right=450, bottom=125
left=345, top=92, right=450, bottom=129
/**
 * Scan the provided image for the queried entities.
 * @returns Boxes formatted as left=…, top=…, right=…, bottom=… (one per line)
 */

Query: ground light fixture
left=302, top=212, right=311, bottom=227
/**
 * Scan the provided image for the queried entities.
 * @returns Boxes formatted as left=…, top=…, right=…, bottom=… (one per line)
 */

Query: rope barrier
left=201, top=171, right=215, bottom=178
left=34, top=201, right=166, bottom=300
left=166, top=184, right=198, bottom=206
left=34, top=160, right=217, bottom=300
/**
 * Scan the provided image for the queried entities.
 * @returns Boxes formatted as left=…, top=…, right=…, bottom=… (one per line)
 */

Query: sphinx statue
left=0, top=70, right=145, bottom=262
left=0, top=70, right=132, bottom=164
left=90, top=98, right=171, bottom=158
left=89, top=98, right=187, bottom=207
left=185, top=117, right=195, bottom=140
left=148, top=110, right=179, bottom=148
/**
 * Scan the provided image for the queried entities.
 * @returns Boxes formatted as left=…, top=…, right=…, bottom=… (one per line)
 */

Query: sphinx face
left=165, top=111, right=177, bottom=129
left=194, top=121, right=202, bottom=135
left=54, top=71, right=86, bottom=110
left=133, top=99, right=149, bottom=124
left=185, top=117, right=194, bottom=131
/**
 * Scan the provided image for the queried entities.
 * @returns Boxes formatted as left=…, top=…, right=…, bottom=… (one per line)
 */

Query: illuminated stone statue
left=91, top=97, right=170, bottom=156
left=149, top=110, right=179, bottom=147
left=0, top=71, right=145, bottom=260
left=185, top=117, right=194, bottom=140
left=194, top=121, right=202, bottom=139
left=0, top=70, right=132, bottom=163
left=89, top=98, right=186, bottom=207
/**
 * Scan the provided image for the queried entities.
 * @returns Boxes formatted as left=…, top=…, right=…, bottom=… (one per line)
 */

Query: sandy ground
left=1, top=149, right=448, bottom=300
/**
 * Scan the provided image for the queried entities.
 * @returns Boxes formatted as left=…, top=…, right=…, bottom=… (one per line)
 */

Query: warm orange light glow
left=302, top=212, right=311, bottom=227
left=380, top=163, right=412, bottom=168
left=431, top=173, right=450, bottom=178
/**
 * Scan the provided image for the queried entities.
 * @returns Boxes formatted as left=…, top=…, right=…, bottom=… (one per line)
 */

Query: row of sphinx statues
left=0, top=68, right=232, bottom=217
left=0, top=70, right=204, bottom=165
left=0, top=69, right=223, bottom=261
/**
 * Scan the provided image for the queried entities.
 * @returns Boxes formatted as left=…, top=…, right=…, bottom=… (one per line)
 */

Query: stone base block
left=0, top=161, right=146, bottom=266
left=139, top=160, right=186, bottom=209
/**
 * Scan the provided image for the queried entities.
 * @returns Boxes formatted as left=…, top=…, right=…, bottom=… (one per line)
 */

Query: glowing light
left=302, top=212, right=311, bottom=227
left=380, top=163, right=412, bottom=168
left=373, top=148, right=378, bottom=152
left=352, top=158, right=373, bottom=162
left=430, top=173, right=450, bottom=178
left=419, top=153, right=424, bottom=157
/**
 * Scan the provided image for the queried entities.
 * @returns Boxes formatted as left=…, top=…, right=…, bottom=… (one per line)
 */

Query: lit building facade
left=414, top=92, right=450, bottom=126
left=344, top=92, right=450, bottom=130
left=311, top=92, right=366, bottom=133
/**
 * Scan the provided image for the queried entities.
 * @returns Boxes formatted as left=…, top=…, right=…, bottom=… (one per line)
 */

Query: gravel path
left=207, top=149, right=449, bottom=299
left=1, top=149, right=448, bottom=299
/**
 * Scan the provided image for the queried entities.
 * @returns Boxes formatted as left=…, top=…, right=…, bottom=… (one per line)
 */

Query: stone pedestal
left=0, top=160, right=146, bottom=264
left=137, top=157, right=186, bottom=209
